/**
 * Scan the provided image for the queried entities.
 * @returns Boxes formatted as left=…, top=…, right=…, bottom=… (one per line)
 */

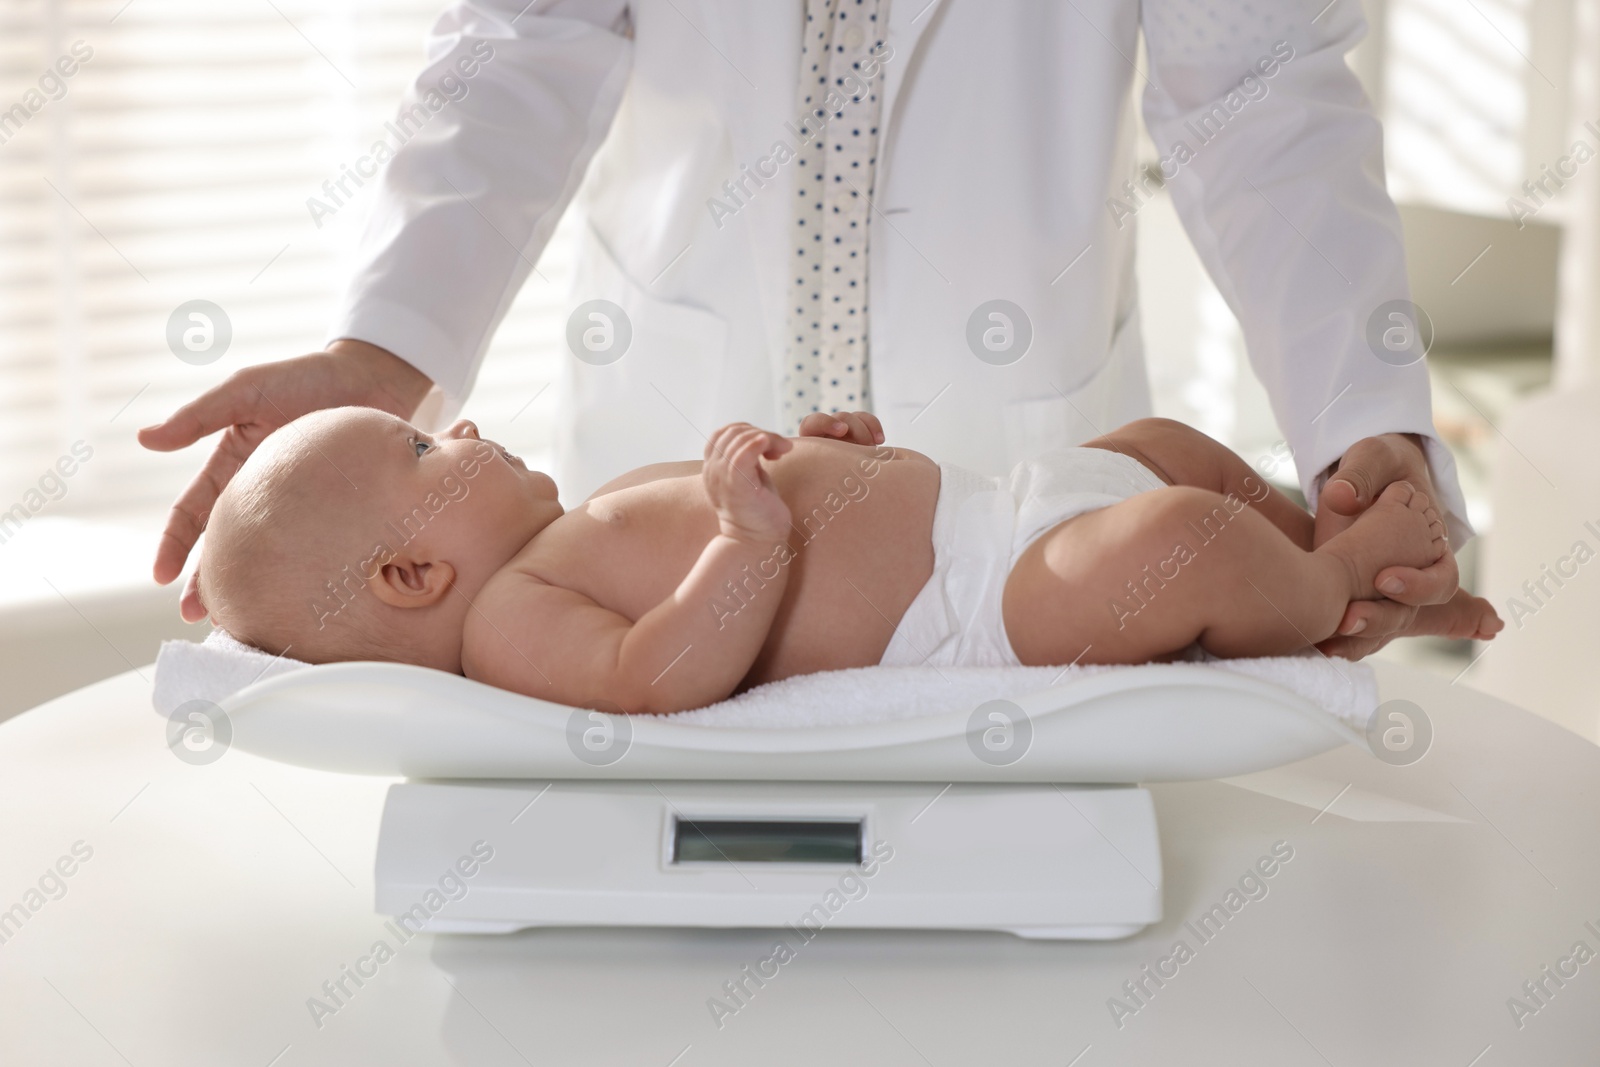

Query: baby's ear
left=369, top=556, right=455, bottom=610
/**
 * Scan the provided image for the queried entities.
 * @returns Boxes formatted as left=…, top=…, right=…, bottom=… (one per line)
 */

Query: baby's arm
left=464, top=425, right=795, bottom=714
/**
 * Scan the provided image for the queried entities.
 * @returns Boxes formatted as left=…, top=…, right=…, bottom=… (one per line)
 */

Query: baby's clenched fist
left=703, top=423, right=793, bottom=544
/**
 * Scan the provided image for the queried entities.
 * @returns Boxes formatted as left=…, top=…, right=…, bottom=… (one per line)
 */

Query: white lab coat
left=328, top=0, right=1469, bottom=538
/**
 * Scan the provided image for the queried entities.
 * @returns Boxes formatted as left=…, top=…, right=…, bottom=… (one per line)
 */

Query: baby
left=199, top=408, right=1502, bottom=714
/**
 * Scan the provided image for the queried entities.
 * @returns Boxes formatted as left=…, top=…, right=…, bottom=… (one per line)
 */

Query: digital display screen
left=673, top=818, right=863, bottom=864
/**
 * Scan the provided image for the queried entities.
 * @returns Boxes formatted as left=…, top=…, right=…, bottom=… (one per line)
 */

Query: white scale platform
left=214, top=660, right=1364, bottom=941
left=376, top=780, right=1163, bottom=940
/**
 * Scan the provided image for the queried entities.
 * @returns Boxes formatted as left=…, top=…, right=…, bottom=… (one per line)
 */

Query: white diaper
left=879, top=447, right=1169, bottom=668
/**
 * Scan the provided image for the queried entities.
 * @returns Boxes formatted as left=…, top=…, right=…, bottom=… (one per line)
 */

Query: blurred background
left=1, top=0, right=1595, bottom=738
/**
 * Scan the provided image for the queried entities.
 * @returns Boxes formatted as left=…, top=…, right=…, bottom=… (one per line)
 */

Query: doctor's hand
left=138, top=339, right=433, bottom=622
left=1313, top=432, right=1461, bottom=658
left=799, top=410, right=885, bottom=446
left=703, top=423, right=793, bottom=544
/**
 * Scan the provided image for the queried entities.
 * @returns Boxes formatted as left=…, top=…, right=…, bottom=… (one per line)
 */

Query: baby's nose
left=444, top=419, right=480, bottom=440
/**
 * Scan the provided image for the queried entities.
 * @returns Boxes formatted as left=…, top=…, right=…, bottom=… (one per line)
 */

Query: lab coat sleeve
left=325, top=0, right=633, bottom=422
left=1139, top=3, right=1473, bottom=545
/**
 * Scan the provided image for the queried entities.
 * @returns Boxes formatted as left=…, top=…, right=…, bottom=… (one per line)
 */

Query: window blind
left=0, top=0, right=572, bottom=539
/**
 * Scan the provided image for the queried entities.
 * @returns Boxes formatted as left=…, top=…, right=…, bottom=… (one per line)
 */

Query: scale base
left=375, top=780, right=1163, bottom=941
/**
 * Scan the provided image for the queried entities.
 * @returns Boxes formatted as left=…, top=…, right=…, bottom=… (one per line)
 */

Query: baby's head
left=199, top=407, right=562, bottom=670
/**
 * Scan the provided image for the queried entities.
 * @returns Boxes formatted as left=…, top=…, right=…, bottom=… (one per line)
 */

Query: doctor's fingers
left=1372, top=549, right=1461, bottom=607
left=823, top=410, right=884, bottom=444
left=799, top=410, right=884, bottom=445
left=1317, top=598, right=1418, bottom=659
left=141, top=346, right=430, bottom=458
left=137, top=364, right=277, bottom=453
left=178, top=571, right=206, bottom=623
left=1321, top=434, right=1432, bottom=517
left=151, top=421, right=269, bottom=586
left=142, top=359, right=323, bottom=585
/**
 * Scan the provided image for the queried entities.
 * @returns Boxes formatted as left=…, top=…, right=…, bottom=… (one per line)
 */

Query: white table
left=1, top=663, right=1596, bottom=1065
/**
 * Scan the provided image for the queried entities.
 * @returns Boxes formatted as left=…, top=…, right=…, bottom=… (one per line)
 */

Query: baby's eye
left=412, top=437, right=432, bottom=457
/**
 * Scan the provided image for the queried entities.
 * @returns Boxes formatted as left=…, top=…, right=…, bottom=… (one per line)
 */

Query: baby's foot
left=1319, top=482, right=1448, bottom=600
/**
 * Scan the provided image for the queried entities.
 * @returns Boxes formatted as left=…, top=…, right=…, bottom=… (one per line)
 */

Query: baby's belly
left=740, top=445, right=941, bottom=687
left=540, top=440, right=941, bottom=690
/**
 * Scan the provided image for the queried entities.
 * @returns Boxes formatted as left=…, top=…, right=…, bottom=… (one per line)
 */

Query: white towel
left=153, top=632, right=1377, bottom=732
left=674, top=654, right=1377, bottom=732
left=152, top=630, right=308, bottom=717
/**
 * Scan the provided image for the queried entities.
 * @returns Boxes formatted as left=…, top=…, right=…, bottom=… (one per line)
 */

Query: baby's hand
left=798, top=410, right=884, bottom=445
left=703, top=423, right=793, bottom=544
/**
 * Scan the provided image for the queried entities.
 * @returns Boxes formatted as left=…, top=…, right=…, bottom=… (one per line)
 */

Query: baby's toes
left=1404, top=485, right=1434, bottom=515
left=1378, top=480, right=1417, bottom=509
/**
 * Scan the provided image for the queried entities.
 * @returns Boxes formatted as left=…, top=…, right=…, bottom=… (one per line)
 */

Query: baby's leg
left=1081, top=417, right=1313, bottom=550
left=1003, top=482, right=1446, bottom=665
